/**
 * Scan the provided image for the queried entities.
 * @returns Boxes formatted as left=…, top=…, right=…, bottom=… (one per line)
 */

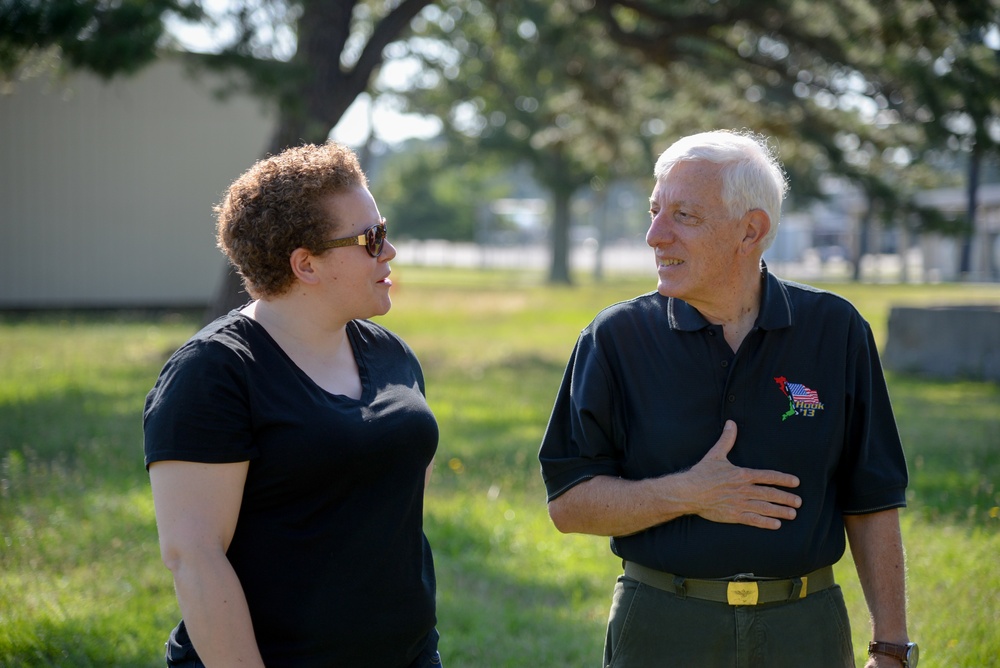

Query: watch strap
left=868, top=641, right=910, bottom=663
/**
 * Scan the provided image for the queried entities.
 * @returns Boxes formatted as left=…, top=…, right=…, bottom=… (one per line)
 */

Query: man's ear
left=740, top=209, right=771, bottom=254
left=289, top=247, right=321, bottom=285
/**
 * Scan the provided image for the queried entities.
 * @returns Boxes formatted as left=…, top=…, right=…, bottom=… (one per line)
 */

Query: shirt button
left=728, top=394, right=736, bottom=403
left=721, top=360, right=729, bottom=368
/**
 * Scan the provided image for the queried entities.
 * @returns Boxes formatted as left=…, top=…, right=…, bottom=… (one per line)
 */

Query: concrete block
left=884, top=305, right=1000, bottom=382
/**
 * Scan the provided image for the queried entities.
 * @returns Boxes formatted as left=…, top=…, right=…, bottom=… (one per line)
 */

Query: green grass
left=1, top=270, right=998, bottom=666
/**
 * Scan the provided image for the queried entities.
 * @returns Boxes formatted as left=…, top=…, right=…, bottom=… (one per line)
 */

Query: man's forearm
left=548, top=474, right=688, bottom=536
left=548, top=423, right=802, bottom=536
left=845, top=509, right=909, bottom=643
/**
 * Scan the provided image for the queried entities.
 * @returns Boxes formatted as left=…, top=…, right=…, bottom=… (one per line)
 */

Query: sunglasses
left=314, top=219, right=387, bottom=258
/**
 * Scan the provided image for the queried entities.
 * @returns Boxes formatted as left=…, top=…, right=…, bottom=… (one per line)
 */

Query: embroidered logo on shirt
left=773, top=376, right=825, bottom=420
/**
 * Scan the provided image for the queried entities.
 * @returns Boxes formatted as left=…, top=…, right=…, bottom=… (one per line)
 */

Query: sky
left=164, top=6, right=442, bottom=147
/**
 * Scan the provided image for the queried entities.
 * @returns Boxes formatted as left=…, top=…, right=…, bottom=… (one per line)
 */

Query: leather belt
left=623, top=561, right=835, bottom=606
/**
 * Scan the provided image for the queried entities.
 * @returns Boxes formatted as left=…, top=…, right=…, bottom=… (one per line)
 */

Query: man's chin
left=656, top=280, right=683, bottom=299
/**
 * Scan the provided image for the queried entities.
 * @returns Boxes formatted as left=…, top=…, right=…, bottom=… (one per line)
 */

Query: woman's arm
left=149, top=460, right=266, bottom=668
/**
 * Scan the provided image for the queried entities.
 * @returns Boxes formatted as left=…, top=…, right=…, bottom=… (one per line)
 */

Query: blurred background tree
left=2, top=0, right=997, bottom=300
left=0, top=0, right=202, bottom=77
left=395, top=0, right=664, bottom=283
left=373, top=138, right=512, bottom=241
left=584, top=0, right=999, bottom=278
left=2, top=0, right=435, bottom=314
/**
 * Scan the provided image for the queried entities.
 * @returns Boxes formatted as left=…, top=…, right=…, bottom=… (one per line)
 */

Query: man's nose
left=646, top=213, right=673, bottom=247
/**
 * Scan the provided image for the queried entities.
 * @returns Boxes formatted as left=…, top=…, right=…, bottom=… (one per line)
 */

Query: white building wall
left=0, top=57, right=275, bottom=308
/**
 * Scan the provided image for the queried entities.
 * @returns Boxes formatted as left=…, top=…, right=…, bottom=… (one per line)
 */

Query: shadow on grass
left=428, top=505, right=610, bottom=667
left=0, top=382, right=152, bottom=500
left=434, top=565, right=607, bottom=667
left=0, top=372, right=174, bottom=666
left=0, top=611, right=174, bottom=668
left=887, top=374, right=1000, bottom=526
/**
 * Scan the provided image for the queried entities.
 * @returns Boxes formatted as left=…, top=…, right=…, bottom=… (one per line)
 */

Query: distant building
left=0, top=57, right=276, bottom=309
left=914, top=183, right=1000, bottom=281
left=773, top=178, right=1000, bottom=282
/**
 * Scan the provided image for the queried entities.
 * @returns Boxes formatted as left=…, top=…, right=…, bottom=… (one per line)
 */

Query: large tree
left=401, top=0, right=664, bottom=283
left=585, top=0, right=1000, bottom=278
left=2, top=0, right=436, bottom=315
left=880, top=1, right=1000, bottom=277
left=193, top=0, right=436, bottom=315
left=5, top=0, right=995, bottom=293
left=0, top=0, right=201, bottom=77
left=400, top=0, right=997, bottom=282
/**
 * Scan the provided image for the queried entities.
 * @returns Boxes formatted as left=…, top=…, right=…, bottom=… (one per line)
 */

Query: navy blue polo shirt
left=539, top=267, right=908, bottom=578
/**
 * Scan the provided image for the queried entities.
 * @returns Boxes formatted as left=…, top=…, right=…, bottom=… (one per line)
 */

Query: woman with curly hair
left=143, top=141, right=442, bottom=667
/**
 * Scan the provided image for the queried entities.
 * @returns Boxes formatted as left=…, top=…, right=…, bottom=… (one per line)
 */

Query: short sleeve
left=396, top=335, right=427, bottom=397
left=838, top=319, right=908, bottom=514
left=538, top=332, right=624, bottom=501
left=143, top=340, right=259, bottom=469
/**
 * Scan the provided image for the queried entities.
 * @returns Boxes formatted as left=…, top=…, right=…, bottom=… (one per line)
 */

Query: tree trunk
left=203, top=112, right=316, bottom=324
left=898, top=218, right=910, bottom=284
left=202, top=0, right=434, bottom=322
left=204, top=264, right=250, bottom=322
left=852, top=193, right=875, bottom=282
left=592, top=185, right=608, bottom=282
left=548, top=187, right=573, bottom=284
left=959, top=140, right=981, bottom=279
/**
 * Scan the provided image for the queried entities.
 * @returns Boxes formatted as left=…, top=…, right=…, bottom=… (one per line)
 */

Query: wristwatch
left=868, top=641, right=919, bottom=667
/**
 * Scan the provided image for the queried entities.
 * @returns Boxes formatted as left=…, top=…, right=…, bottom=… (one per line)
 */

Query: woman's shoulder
left=165, top=310, right=265, bottom=371
left=351, top=318, right=407, bottom=346
left=351, top=319, right=426, bottom=391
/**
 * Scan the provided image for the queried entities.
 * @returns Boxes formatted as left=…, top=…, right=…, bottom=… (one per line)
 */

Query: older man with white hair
left=539, top=130, right=916, bottom=668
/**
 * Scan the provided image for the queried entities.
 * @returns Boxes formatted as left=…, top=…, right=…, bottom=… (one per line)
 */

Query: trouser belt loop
left=788, top=577, right=803, bottom=601
left=672, top=576, right=687, bottom=600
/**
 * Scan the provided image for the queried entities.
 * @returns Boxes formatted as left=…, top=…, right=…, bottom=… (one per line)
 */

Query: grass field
left=1, top=267, right=998, bottom=667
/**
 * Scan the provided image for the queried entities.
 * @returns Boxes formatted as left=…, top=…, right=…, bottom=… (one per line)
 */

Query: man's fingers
left=740, top=513, right=784, bottom=531
left=757, top=470, right=802, bottom=491
left=739, top=500, right=799, bottom=530
left=703, top=420, right=738, bottom=460
left=690, top=420, right=803, bottom=529
left=701, top=421, right=801, bottom=490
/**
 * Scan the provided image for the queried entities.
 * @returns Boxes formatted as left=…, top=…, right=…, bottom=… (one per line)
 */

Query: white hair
left=654, top=130, right=789, bottom=250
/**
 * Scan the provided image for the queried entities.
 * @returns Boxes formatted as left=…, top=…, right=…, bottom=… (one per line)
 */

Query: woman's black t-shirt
left=144, top=311, right=439, bottom=667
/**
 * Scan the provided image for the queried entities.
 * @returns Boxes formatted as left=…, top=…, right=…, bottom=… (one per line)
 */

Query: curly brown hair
left=215, top=141, right=369, bottom=298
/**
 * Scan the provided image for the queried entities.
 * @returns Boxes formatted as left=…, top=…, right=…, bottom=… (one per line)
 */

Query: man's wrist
left=868, top=640, right=918, bottom=667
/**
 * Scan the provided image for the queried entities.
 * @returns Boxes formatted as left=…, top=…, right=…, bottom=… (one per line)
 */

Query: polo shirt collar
left=665, top=261, right=794, bottom=332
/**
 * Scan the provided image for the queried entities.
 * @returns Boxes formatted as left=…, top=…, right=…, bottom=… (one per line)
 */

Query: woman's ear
left=740, top=209, right=771, bottom=253
left=289, top=247, right=321, bottom=285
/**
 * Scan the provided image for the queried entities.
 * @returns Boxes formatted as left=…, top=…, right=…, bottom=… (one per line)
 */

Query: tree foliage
left=373, top=139, right=513, bottom=241
left=586, top=0, right=1000, bottom=238
left=0, top=0, right=202, bottom=78
left=397, top=0, right=998, bottom=279
left=399, top=0, right=667, bottom=282
left=1, top=0, right=440, bottom=312
left=3, top=0, right=998, bottom=289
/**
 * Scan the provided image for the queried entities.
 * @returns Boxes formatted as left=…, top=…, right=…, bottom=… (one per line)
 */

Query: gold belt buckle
left=727, top=580, right=759, bottom=605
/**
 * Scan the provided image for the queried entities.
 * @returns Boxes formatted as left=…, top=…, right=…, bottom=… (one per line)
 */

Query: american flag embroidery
left=773, top=376, right=825, bottom=420
left=787, top=382, right=820, bottom=405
